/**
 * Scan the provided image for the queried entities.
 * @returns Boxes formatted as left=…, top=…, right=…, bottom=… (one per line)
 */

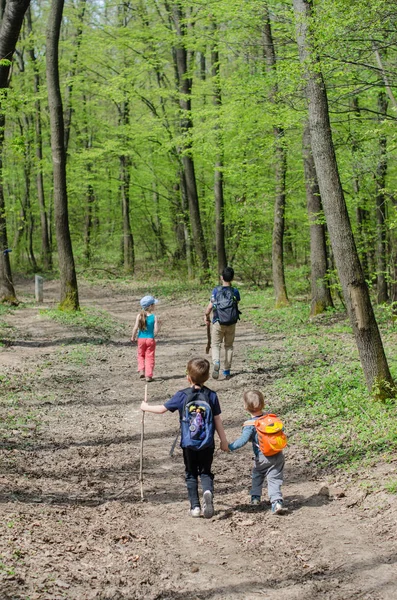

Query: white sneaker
left=190, top=507, right=201, bottom=518
left=202, top=490, right=214, bottom=519
left=271, top=500, right=288, bottom=515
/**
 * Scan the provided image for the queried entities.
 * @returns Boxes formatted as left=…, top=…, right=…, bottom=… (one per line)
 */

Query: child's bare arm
left=140, top=402, right=168, bottom=414
left=204, top=301, right=213, bottom=324
left=154, top=316, right=160, bottom=335
left=214, top=414, right=229, bottom=451
left=131, top=315, right=140, bottom=341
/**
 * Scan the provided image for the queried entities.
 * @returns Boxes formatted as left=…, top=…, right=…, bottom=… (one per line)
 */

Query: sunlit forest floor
left=1, top=277, right=396, bottom=599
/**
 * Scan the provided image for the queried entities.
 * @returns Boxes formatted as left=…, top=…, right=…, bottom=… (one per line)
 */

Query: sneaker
left=212, top=362, right=220, bottom=380
left=251, top=495, right=261, bottom=506
left=271, top=500, right=288, bottom=515
left=146, top=377, right=153, bottom=383
left=190, top=506, right=201, bottom=518
left=139, top=371, right=145, bottom=379
left=202, top=490, right=214, bottom=519
left=223, top=370, right=231, bottom=380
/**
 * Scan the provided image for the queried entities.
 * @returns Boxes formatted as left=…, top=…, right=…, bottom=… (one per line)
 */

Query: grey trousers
left=250, top=451, right=285, bottom=503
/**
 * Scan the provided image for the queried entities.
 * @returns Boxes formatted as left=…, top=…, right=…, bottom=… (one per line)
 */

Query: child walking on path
left=204, top=266, right=241, bottom=381
left=131, top=295, right=159, bottom=383
left=227, top=390, right=287, bottom=515
left=140, top=357, right=229, bottom=518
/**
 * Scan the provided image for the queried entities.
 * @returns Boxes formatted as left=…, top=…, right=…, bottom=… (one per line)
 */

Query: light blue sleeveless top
left=138, top=313, right=155, bottom=339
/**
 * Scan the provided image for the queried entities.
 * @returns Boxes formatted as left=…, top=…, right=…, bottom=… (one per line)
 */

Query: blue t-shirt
left=210, top=286, right=240, bottom=324
left=165, top=386, right=221, bottom=447
left=137, top=313, right=156, bottom=339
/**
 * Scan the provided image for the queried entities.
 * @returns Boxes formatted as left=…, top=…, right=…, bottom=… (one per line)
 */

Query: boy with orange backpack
left=227, top=390, right=288, bottom=515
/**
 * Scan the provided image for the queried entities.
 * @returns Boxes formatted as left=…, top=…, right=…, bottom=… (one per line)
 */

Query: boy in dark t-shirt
left=204, top=266, right=241, bottom=380
left=140, top=357, right=228, bottom=518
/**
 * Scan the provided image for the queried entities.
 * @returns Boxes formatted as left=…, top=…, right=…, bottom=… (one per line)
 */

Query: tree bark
left=263, top=8, right=289, bottom=307
left=171, top=2, right=209, bottom=276
left=293, top=0, right=394, bottom=398
left=302, top=123, right=334, bottom=316
left=46, top=0, right=79, bottom=310
left=63, top=0, right=86, bottom=154
left=375, top=91, right=388, bottom=304
left=119, top=150, right=134, bottom=273
left=350, top=96, right=370, bottom=279
left=211, top=20, right=227, bottom=274
left=0, top=0, right=31, bottom=303
left=26, top=7, right=52, bottom=271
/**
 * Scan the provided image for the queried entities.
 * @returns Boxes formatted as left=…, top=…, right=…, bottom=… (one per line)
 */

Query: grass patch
left=385, top=479, right=397, bottom=494
left=0, top=385, right=40, bottom=442
left=40, top=307, right=126, bottom=340
left=244, top=294, right=397, bottom=471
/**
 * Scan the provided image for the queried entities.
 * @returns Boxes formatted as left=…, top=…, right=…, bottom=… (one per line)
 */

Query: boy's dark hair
left=243, top=390, right=265, bottom=412
left=187, top=357, right=210, bottom=385
left=221, top=266, right=234, bottom=282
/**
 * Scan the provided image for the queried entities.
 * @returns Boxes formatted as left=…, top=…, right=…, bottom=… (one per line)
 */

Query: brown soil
left=1, top=279, right=396, bottom=600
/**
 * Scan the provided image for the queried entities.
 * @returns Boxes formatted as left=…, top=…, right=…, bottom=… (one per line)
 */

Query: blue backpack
left=180, top=387, right=215, bottom=451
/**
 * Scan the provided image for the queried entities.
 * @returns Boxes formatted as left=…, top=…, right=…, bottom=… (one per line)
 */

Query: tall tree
left=0, top=0, right=31, bottom=303
left=211, top=20, right=227, bottom=274
left=170, top=2, right=209, bottom=276
left=263, top=7, right=288, bottom=308
left=46, top=0, right=79, bottom=309
left=302, top=123, right=333, bottom=316
left=26, top=6, right=52, bottom=270
left=375, top=91, right=388, bottom=304
left=293, top=0, right=395, bottom=398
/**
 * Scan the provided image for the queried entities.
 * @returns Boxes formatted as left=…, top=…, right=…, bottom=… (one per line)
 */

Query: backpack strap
left=243, top=413, right=271, bottom=427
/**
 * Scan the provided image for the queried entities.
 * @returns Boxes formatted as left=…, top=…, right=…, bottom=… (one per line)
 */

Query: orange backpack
left=244, top=414, right=287, bottom=456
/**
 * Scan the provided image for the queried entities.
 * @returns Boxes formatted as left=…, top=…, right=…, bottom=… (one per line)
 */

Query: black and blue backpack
left=180, top=387, right=215, bottom=451
left=215, top=286, right=240, bottom=325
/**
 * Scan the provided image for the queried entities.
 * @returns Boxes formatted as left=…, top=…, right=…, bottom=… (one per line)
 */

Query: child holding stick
left=131, top=295, right=159, bottom=383
left=140, top=357, right=228, bottom=518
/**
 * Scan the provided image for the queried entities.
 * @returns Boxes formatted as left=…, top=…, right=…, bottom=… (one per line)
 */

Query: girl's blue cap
left=140, top=295, right=158, bottom=309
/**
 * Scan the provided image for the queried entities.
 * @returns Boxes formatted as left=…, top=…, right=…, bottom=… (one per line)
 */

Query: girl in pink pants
left=131, top=295, right=159, bottom=382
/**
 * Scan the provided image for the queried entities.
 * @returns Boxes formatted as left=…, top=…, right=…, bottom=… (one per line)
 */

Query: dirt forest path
left=1, top=280, right=396, bottom=600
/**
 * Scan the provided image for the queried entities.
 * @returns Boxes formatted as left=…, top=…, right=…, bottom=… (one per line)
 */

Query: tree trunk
left=302, top=123, right=334, bottom=316
left=390, top=195, right=397, bottom=305
left=170, top=180, right=186, bottom=262
left=119, top=152, right=134, bottom=273
left=46, top=0, right=79, bottom=310
left=63, top=0, right=86, bottom=154
left=375, top=91, right=388, bottom=304
left=84, top=181, right=94, bottom=263
left=350, top=96, right=370, bottom=278
left=171, top=2, right=209, bottom=276
left=0, top=0, right=31, bottom=303
left=211, top=20, right=227, bottom=274
left=293, top=0, right=394, bottom=398
left=180, top=169, right=193, bottom=278
left=263, top=8, right=289, bottom=307
left=26, top=6, right=52, bottom=270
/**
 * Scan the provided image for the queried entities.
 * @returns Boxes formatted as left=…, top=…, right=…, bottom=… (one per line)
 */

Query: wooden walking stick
left=139, top=384, right=147, bottom=501
left=205, top=320, right=211, bottom=354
